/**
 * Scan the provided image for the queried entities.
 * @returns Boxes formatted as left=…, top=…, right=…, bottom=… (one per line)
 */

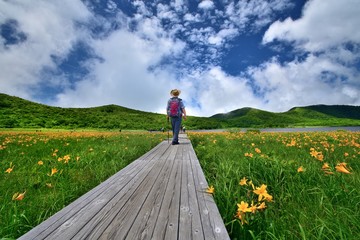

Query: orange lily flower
left=239, top=177, right=247, bottom=186
left=205, top=185, right=215, bottom=194
left=237, top=201, right=252, bottom=213
left=335, top=163, right=351, bottom=174
left=322, top=163, right=330, bottom=170
left=12, top=191, right=26, bottom=201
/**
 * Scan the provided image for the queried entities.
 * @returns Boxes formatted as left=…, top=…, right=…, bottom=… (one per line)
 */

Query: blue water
left=259, top=126, right=360, bottom=132
left=190, top=126, right=360, bottom=133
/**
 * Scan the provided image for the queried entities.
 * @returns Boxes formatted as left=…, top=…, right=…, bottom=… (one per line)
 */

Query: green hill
left=211, top=105, right=360, bottom=128
left=0, top=93, right=220, bottom=130
left=0, top=93, right=359, bottom=129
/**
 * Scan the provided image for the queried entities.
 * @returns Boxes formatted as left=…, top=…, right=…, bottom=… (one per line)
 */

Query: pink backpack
left=169, top=98, right=181, bottom=117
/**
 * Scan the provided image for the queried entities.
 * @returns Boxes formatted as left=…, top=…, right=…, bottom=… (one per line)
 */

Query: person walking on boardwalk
left=167, top=89, right=186, bottom=145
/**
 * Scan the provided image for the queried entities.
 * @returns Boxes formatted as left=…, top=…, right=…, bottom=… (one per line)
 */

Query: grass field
left=0, top=130, right=165, bottom=239
left=189, top=131, right=360, bottom=239
left=1, top=130, right=359, bottom=239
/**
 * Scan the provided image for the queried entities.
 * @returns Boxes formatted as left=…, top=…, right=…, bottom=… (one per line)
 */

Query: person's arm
left=182, top=108, right=186, bottom=120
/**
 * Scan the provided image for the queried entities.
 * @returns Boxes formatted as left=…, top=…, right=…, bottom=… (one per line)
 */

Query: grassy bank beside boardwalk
left=0, top=131, right=166, bottom=239
left=189, top=131, right=360, bottom=240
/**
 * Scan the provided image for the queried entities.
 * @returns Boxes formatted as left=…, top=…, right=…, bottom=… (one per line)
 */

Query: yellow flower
left=257, top=202, right=267, bottom=210
left=38, top=161, right=44, bottom=165
left=255, top=148, right=261, bottom=153
left=316, top=152, right=324, bottom=161
left=253, top=184, right=268, bottom=201
left=335, top=162, right=351, bottom=174
left=206, top=185, right=215, bottom=194
left=12, top=191, right=26, bottom=201
left=63, top=155, right=71, bottom=163
left=344, top=152, right=349, bottom=157
left=297, top=166, right=304, bottom=172
left=49, top=168, right=58, bottom=176
left=5, top=166, right=14, bottom=173
left=264, top=193, right=273, bottom=202
left=239, top=177, right=248, bottom=186
left=235, top=211, right=248, bottom=225
left=310, top=150, right=318, bottom=157
left=321, top=163, right=330, bottom=170
left=237, top=201, right=252, bottom=213
left=249, top=201, right=257, bottom=213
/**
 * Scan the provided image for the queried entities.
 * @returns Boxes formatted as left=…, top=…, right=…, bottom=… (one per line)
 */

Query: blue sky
left=1, top=0, right=360, bottom=116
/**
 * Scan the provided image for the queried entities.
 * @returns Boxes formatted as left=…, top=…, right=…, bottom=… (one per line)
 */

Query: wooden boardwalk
left=19, top=134, right=230, bottom=240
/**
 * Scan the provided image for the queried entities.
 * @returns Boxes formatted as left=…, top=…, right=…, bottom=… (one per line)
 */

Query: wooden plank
left=179, top=141, right=204, bottom=240
left=96, top=145, right=175, bottom=239
left=72, top=142, right=173, bottom=239
left=124, top=145, right=178, bottom=239
left=151, top=145, right=182, bottom=239
left=188, top=142, right=230, bottom=240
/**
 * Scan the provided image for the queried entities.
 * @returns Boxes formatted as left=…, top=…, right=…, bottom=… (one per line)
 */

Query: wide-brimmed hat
left=170, top=89, right=181, bottom=97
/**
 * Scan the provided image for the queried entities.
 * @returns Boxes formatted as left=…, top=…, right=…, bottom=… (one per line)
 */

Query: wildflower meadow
left=1, top=129, right=359, bottom=239
left=189, top=131, right=360, bottom=240
left=0, top=130, right=165, bottom=239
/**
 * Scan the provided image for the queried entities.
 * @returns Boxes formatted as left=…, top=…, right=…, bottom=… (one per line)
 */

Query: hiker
left=167, top=89, right=186, bottom=145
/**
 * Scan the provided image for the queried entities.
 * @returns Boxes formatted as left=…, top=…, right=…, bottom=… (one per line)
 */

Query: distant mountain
left=1, top=93, right=359, bottom=129
left=289, top=105, right=360, bottom=119
left=210, top=105, right=360, bottom=128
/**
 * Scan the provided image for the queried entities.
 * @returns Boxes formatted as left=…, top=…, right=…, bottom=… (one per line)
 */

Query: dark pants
left=171, top=116, right=182, bottom=143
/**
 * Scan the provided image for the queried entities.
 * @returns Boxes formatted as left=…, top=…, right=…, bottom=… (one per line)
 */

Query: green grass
left=0, top=131, right=165, bottom=239
left=2, top=130, right=360, bottom=239
left=189, top=131, right=360, bottom=240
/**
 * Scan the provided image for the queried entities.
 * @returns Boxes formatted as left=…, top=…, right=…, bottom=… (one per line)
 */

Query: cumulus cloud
left=257, top=0, right=360, bottom=111
left=247, top=56, right=360, bottom=112
left=198, top=0, right=215, bottom=10
left=0, top=0, right=91, bottom=99
left=54, top=17, right=186, bottom=113
left=263, top=0, right=360, bottom=52
left=192, top=67, right=264, bottom=116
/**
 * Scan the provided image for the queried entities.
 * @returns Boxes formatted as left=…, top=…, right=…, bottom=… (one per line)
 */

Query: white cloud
left=256, top=0, right=360, bottom=112
left=208, top=28, right=238, bottom=46
left=0, top=0, right=91, bottom=99
left=247, top=55, right=360, bottom=112
left=225, top=0, right=294, bottom=32
left=263, top=0, right=360, bottom=52
left=198, top=0, right=215, bottom=10
left=53, top=18, right=186, bottom=112
left=180, top=67, right=263, bottom=116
